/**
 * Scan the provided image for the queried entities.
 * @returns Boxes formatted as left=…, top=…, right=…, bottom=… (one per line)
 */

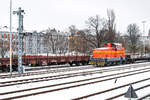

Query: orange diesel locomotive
left=90, top=43, right=126, bottom=66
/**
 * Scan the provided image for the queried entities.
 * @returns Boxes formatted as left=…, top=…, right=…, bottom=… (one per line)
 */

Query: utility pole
left=142, top=21, right=146, bottom=56
left=9, top=0, right=12, bottom=75
left=13, top=7, right=25, bottom=73
left=142, top=21, right=146, bottom=34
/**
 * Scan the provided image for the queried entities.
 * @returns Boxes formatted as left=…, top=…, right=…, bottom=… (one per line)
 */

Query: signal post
left=13, top=7, right=25, bottom=73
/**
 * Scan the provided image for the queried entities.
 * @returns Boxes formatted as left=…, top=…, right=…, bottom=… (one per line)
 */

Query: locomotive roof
left=94, top=43, right=123, bottom=50
left=94, top=47, right=109, bottom=50
left=113, top=43, right=122, bottom=46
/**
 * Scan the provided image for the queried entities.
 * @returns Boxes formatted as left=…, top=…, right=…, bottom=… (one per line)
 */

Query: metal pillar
left=142, top=21, right=146, bottom=56
left=9, top=0, right=12, bottom=74
left=13, top=7, right=25, bottom=73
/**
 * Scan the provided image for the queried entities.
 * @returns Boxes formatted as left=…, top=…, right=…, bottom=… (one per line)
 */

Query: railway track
left=72, top=78, right=150, bottom=100
left=137, top=94, right=150, bottom=100
left=105, top=83, right=150, bottom=100
left=25, top=64, right=77, bottom=71
left=0, top=65, right=94, bottom=79
left=0, top=62, right=149, bottom=79
left=0, top=63, right=150, bottom=100
left=0, top=63, right=150, bottom=87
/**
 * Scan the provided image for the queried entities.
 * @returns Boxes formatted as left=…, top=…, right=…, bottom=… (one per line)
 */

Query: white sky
left=0, top=0, right=150, bottom=35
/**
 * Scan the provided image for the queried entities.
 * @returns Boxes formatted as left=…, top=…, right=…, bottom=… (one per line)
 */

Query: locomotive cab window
left=116, top=45, right=121, bottom=50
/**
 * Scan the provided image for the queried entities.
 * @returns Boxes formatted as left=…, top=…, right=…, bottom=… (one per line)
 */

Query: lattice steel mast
left=13, top=7, right=25, bottom=73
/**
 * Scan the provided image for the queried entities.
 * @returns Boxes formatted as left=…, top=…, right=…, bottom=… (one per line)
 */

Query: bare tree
left=126, top=23, right=140, bottom=53
left=44, top=28, right=68, bottom=55
left=44, top=28, right=58, bottom=54
left=69, top=25, right=77, bottom=36
left=55, top=33, right=68, bottom=55
left=85, top=15, right=107, bottom=48
left=103, top=9, right=116, bottom=43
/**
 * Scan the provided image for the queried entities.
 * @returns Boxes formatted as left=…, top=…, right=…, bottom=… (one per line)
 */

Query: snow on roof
left=113, top=43, right=122, bottom=46
left=94, top=47, right=109, bottom=50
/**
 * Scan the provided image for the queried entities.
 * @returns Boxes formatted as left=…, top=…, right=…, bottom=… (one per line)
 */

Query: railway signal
left=13, top=7, right=25, bottom=73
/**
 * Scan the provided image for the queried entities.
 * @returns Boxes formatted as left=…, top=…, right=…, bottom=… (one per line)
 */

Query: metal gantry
left=13, top=7, right=25, bottom=73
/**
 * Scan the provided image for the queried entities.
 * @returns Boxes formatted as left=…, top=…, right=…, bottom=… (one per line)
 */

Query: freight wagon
left=0, top=55, right=90, bottom=72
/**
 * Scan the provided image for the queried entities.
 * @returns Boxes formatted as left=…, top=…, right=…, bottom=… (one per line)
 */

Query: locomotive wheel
left=69, top=63, right=73, bottom=66
left=75, top=63, right=79, bottom=66
left=2, top=66, right=9, bottom=72
left=82, top=62, right=85, bottom=65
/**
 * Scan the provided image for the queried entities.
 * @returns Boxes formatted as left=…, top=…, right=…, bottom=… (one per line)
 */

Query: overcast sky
left=0, top=0, right=150, bottom=35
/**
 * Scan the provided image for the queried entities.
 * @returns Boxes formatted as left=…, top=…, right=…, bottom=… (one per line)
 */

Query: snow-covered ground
left=1, top=62, right=150, bottom=100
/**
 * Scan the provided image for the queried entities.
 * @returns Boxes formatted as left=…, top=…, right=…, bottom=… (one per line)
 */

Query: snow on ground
left=17, top=71, right=150, bottom=100
left=1, top=62, right=150, bottom=100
